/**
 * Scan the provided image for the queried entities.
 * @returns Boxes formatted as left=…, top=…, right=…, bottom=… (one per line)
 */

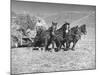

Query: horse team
left=12, top=21, right=87, bottom=52
left=32, top=21, right=87, bottom=52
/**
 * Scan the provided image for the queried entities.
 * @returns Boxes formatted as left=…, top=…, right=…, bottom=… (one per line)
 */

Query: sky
left=11, top=0, right=96, bottom=16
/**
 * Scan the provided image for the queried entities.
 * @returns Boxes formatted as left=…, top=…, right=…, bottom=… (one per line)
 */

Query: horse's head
left=71, top=25, right=78, bottom=30
left=52, top=21, right=57, bottom=30
left=61, top=22, right=70, bottom=33
left=70, top=25, right=79, bottom=34
left=79, top=24, right=87, bottom=35
left=64, top=22, right=70, bottom=30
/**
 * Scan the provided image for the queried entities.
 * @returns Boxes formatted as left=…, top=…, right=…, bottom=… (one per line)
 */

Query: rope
left=71, top=12, right=95, bottom=25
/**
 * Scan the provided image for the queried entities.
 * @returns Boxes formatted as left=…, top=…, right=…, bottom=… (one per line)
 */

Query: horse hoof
left=54, top=48, right=59, bottom=52
left=64, top=48, right=69, bottom=51
left=55, top=50, right=59, bottom=52
left=33, top=48, right=39, bottom=50
left=49, top=50, right=52, bottom=52
left=72, top=49, right=75, bottom=51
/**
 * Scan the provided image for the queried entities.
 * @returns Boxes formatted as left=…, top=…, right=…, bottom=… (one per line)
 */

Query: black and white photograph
left=11, top=0, right=96, bottom=74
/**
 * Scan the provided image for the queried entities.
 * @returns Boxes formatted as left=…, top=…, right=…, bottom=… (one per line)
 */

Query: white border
left=0, top=0, right=99, bottom=75
left=21, top=0, right=96, bottom=5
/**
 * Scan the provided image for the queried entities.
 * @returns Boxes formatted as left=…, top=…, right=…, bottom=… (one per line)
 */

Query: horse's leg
left=45, top=38, right=51, bottom=52
left=55, top=40, right=61, bottom=52
left=63, top=41, right=69, bottom=51
left=44, top=38, right=48, bottom=51
left=46, top=40, right=52, bottom=52
left=67, top=41, right=70, bottom=50
left=20, top=37, right=23, bottom=46
left=71, top=40, right=78, bottom=51
left=59, top=41, right=62, bottom=50
left=51, top=40, right=54, bottom=49
left=53, top=39, right=58, bottom=52
left=61, top=41, right=65, bottom=48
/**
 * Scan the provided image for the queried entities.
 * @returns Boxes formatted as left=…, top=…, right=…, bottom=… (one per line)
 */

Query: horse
left=64, top=24, right=87, bottom=50
left=33, top=22, right=58, bottom=51
left=52, top=22, right=70, bottom=52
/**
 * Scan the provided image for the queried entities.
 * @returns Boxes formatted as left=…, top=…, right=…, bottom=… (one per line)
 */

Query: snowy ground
left=11, top=41, right=95, bottom=74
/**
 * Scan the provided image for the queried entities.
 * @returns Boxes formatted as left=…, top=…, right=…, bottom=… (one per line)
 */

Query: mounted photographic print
left=11, top=0, right=96, bottom=74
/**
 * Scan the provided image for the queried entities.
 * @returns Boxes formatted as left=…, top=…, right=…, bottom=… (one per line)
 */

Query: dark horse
left=64, top=24, right=87, bottom=50
left=33, top=22, right=57, bottom=51
left=52, top=22, right=70, bottom=52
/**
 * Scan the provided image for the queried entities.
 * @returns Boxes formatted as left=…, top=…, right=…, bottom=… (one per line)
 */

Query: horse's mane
left=70, top=25, right=78, bottom=31
left=79, top=24, right=86, bottom=29
left=47, top=26, right=53, bottom=32
left=78, top=24, right=86, bottom=34
left=57, top=23, right=67, bottom=31
left=67, top=25, right=79, bottom=35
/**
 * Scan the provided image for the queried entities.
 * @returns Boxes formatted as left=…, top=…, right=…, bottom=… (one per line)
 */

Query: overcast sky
left=11, top=0, right=96, bottom=16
